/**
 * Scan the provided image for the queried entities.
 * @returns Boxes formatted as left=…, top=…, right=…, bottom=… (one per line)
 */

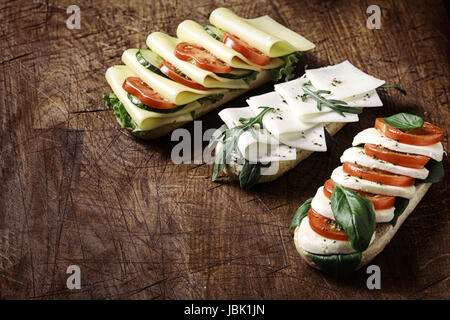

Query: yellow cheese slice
left=122, top=49, right=225, bottom=105
left=105, top=65, right=199, bottom=130
left=176, top=20, right=284, bottom=71
left=209, top=8, right=315, bottom=57
left=146, top=32, right=249, bottom=89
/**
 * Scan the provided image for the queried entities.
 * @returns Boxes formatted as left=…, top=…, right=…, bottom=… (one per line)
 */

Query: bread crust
left=294, top=182, right=432, bottom=273
left=117, top=70, right=274, bottom=140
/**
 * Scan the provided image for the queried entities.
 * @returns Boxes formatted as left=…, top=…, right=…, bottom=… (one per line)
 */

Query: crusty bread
left=121, top=70, right=274, bottom=140
left=294, top=182, right=432, bottom=272
left=223, top=121, right=347, bottom=183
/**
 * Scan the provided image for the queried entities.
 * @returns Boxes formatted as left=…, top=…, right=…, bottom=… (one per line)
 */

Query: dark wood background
left=0, top=0, right=449, bottom=299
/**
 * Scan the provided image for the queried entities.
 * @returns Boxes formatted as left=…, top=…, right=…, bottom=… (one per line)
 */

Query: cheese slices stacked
left=104, top=8, right=316, bottom=137
left=216, top=60, right=385, bottom=169
left=295, top=120, right=445, bottom=256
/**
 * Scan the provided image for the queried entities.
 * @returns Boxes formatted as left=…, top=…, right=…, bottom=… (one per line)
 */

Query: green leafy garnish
left=308, top=252, right=362, bottom=278
left=197, top=94, right=224, bottom=105
left=289, top=198, right=313, bottom=233
left=301, top=81, right=363, bottom=117
left=378, top=84, right=407, bottom=95
left=383, top=113, right=424, bottom=130
left=391, top=197, right=409, bottom=227
left=271, top=51, right=301, bottom=82
left=417, top=159, right=445, bottom=183
left=331, top=183, right=376, bottom=251
left=210, top=106, right=274, bottom=185
left=242, top=71, right=259, bottom=84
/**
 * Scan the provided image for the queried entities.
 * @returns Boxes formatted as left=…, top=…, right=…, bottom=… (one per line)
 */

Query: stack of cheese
left=104, top=8, right=315, bottom=134
left=217, top=60, right=386, bottom=165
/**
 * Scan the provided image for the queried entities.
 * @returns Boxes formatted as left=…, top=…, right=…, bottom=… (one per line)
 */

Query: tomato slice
left=343, top=162, right=415, bottom=187
left=375, top=118, right=443, bottom=146
left=223, top=32, right=270, bottom=66
left=159, top=60, right=209, bottom=90
left=323, top=179, right=395, bottom=210
left=364, top=144, right=430, bottom=169
left=174, top=42, right=232, bottom=73
left=122, top=77, right=176, bottom=110
left=308, top=207, right=348, bottom=241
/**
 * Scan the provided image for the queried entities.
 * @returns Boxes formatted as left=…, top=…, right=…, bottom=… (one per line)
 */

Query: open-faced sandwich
left=209, top=60, right=405, bottom=189
left=103, top=8, right=316, bottom=139
left=290, top=113, right=445, bottom=277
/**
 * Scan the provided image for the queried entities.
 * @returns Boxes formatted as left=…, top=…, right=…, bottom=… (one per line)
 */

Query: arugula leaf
left=289, top=198, right=313, bottom=233
left=271, top=52, right=301, bottom=82
left=383, top=113, right=424, bottom=130
left=331, top=183, right=376, bottom=251
left=308, top=252, right=362, bottom=278
left=239, top=160, right=262, bottom=190
left=301, top=82, right=363, bottom=116
left=417, top=159, right=445, bottom=183
left=391, top=197, right=409, bottom=226
left=378, top=84, right=407, bottom=96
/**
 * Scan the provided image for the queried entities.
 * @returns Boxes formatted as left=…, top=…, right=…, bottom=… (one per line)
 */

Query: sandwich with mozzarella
left=290, top=113, right=445, bottom=277
left=103, top=8, right=316, bottom=139
left=209, top=61, right=405, bottom=189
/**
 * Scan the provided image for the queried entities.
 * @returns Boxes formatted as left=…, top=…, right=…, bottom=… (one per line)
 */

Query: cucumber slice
left=136, top=50, right=167, bottom=78
left=204, top=25, right=225, bottom=41
left=216, top=68, right=255, bottom=79
left=127, top=93, right=186, bottom=114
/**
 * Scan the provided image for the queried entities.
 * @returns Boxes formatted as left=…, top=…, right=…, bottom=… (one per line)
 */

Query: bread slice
left=294, top=182, right=432, bottom=272
left=222, top=121, right=347, bottom=183
left=118, top=70, right=274, bottom=140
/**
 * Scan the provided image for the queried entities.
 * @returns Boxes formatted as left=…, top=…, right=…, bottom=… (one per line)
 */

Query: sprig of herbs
left=378, top=84, right=407, bottom=95
left=210, top=106, right=274, bottom=182
left=301, top=81, right=363, bottom=116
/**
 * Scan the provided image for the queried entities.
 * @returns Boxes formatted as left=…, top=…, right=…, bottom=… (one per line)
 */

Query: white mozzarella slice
left=276, top=125, right=327, bottom=151
left=305, top=60, right=385, bottom=100
left=331, top=166, right=416, bottom=199
left=301, top=111, right=359, bottom=123
left=341, top=147, right=429, bottom=179
left=296, top=218, right=355, bottom=254
left=353, top=128, right=444, bottom=162
left=311, top=187, right=394, bottom=223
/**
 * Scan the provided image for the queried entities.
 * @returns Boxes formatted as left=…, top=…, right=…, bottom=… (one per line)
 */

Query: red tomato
left=223, top=32, right=270, bottom=66
left=364, top=143, right=430, bottom=169
left=343, top=162, right=415, bottom=187
left=308, top=207, right=348, bottom=241
left=375, top=118, right=443, bottom=146
left=323, top=179, right=395, bottom=210
left=174, top=42, right=232, bottom=73
left=159, top=60, right=209, bottom=90
left=122, top=77, right=176, bottom=110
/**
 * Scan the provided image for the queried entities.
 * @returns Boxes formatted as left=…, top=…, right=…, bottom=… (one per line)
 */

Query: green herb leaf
left=417, top=159, right=445, bottom=183
left=198, top=94, right=224, bottom=105
left=242, top=71, right=259, bottom=84
left=383, top=113, right=424, bottom=130
left=308, top=252, right=362, bottom=278
left=271, top=52, right=301, bottom=82
left=289, top=198, right=313, bottom=233
left=378, top=84, right=407, bottom=95
left=239, top=160, right=262, bottom=190
left=331, top=183, right=376, bottom=251
left=301, top=83, right=363, bottom=116
left=391, top=197, right=409, bottom=226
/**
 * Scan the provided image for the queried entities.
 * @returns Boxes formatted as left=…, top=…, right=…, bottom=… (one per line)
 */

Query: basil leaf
left=331, top=184, right=376, bottom=251
left=417, top=159, right=444, bottom=183
left=391, top=197, right=409, bottom=226
left=383, top=113, right=424, bottom=130
left=308, top=252, right=362, bottom=278
left=239, top=160, right=262, bottom=190
left=289, top=198, right=313, bottom=233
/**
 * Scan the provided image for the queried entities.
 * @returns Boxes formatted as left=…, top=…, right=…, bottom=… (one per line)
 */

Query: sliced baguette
left=118, top=70, right=274, bottom=140
left=294, top=182, right=432, bottom=272
left=223, top=122, right=347, bottom=183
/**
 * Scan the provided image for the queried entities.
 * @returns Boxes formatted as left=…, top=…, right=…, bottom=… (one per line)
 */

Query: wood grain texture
left=0, top=0, right=449, bottom=299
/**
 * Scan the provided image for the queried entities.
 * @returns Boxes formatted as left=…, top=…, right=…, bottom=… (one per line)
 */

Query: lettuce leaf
left=271, top=51, right=302, bottom=82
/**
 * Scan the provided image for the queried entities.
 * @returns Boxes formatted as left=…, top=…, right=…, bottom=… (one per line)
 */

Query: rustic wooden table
left=0, top=0, right=448, bottom=299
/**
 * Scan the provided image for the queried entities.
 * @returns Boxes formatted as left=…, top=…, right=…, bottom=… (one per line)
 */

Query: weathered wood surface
left=0, top=0, right=449, bottom=299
